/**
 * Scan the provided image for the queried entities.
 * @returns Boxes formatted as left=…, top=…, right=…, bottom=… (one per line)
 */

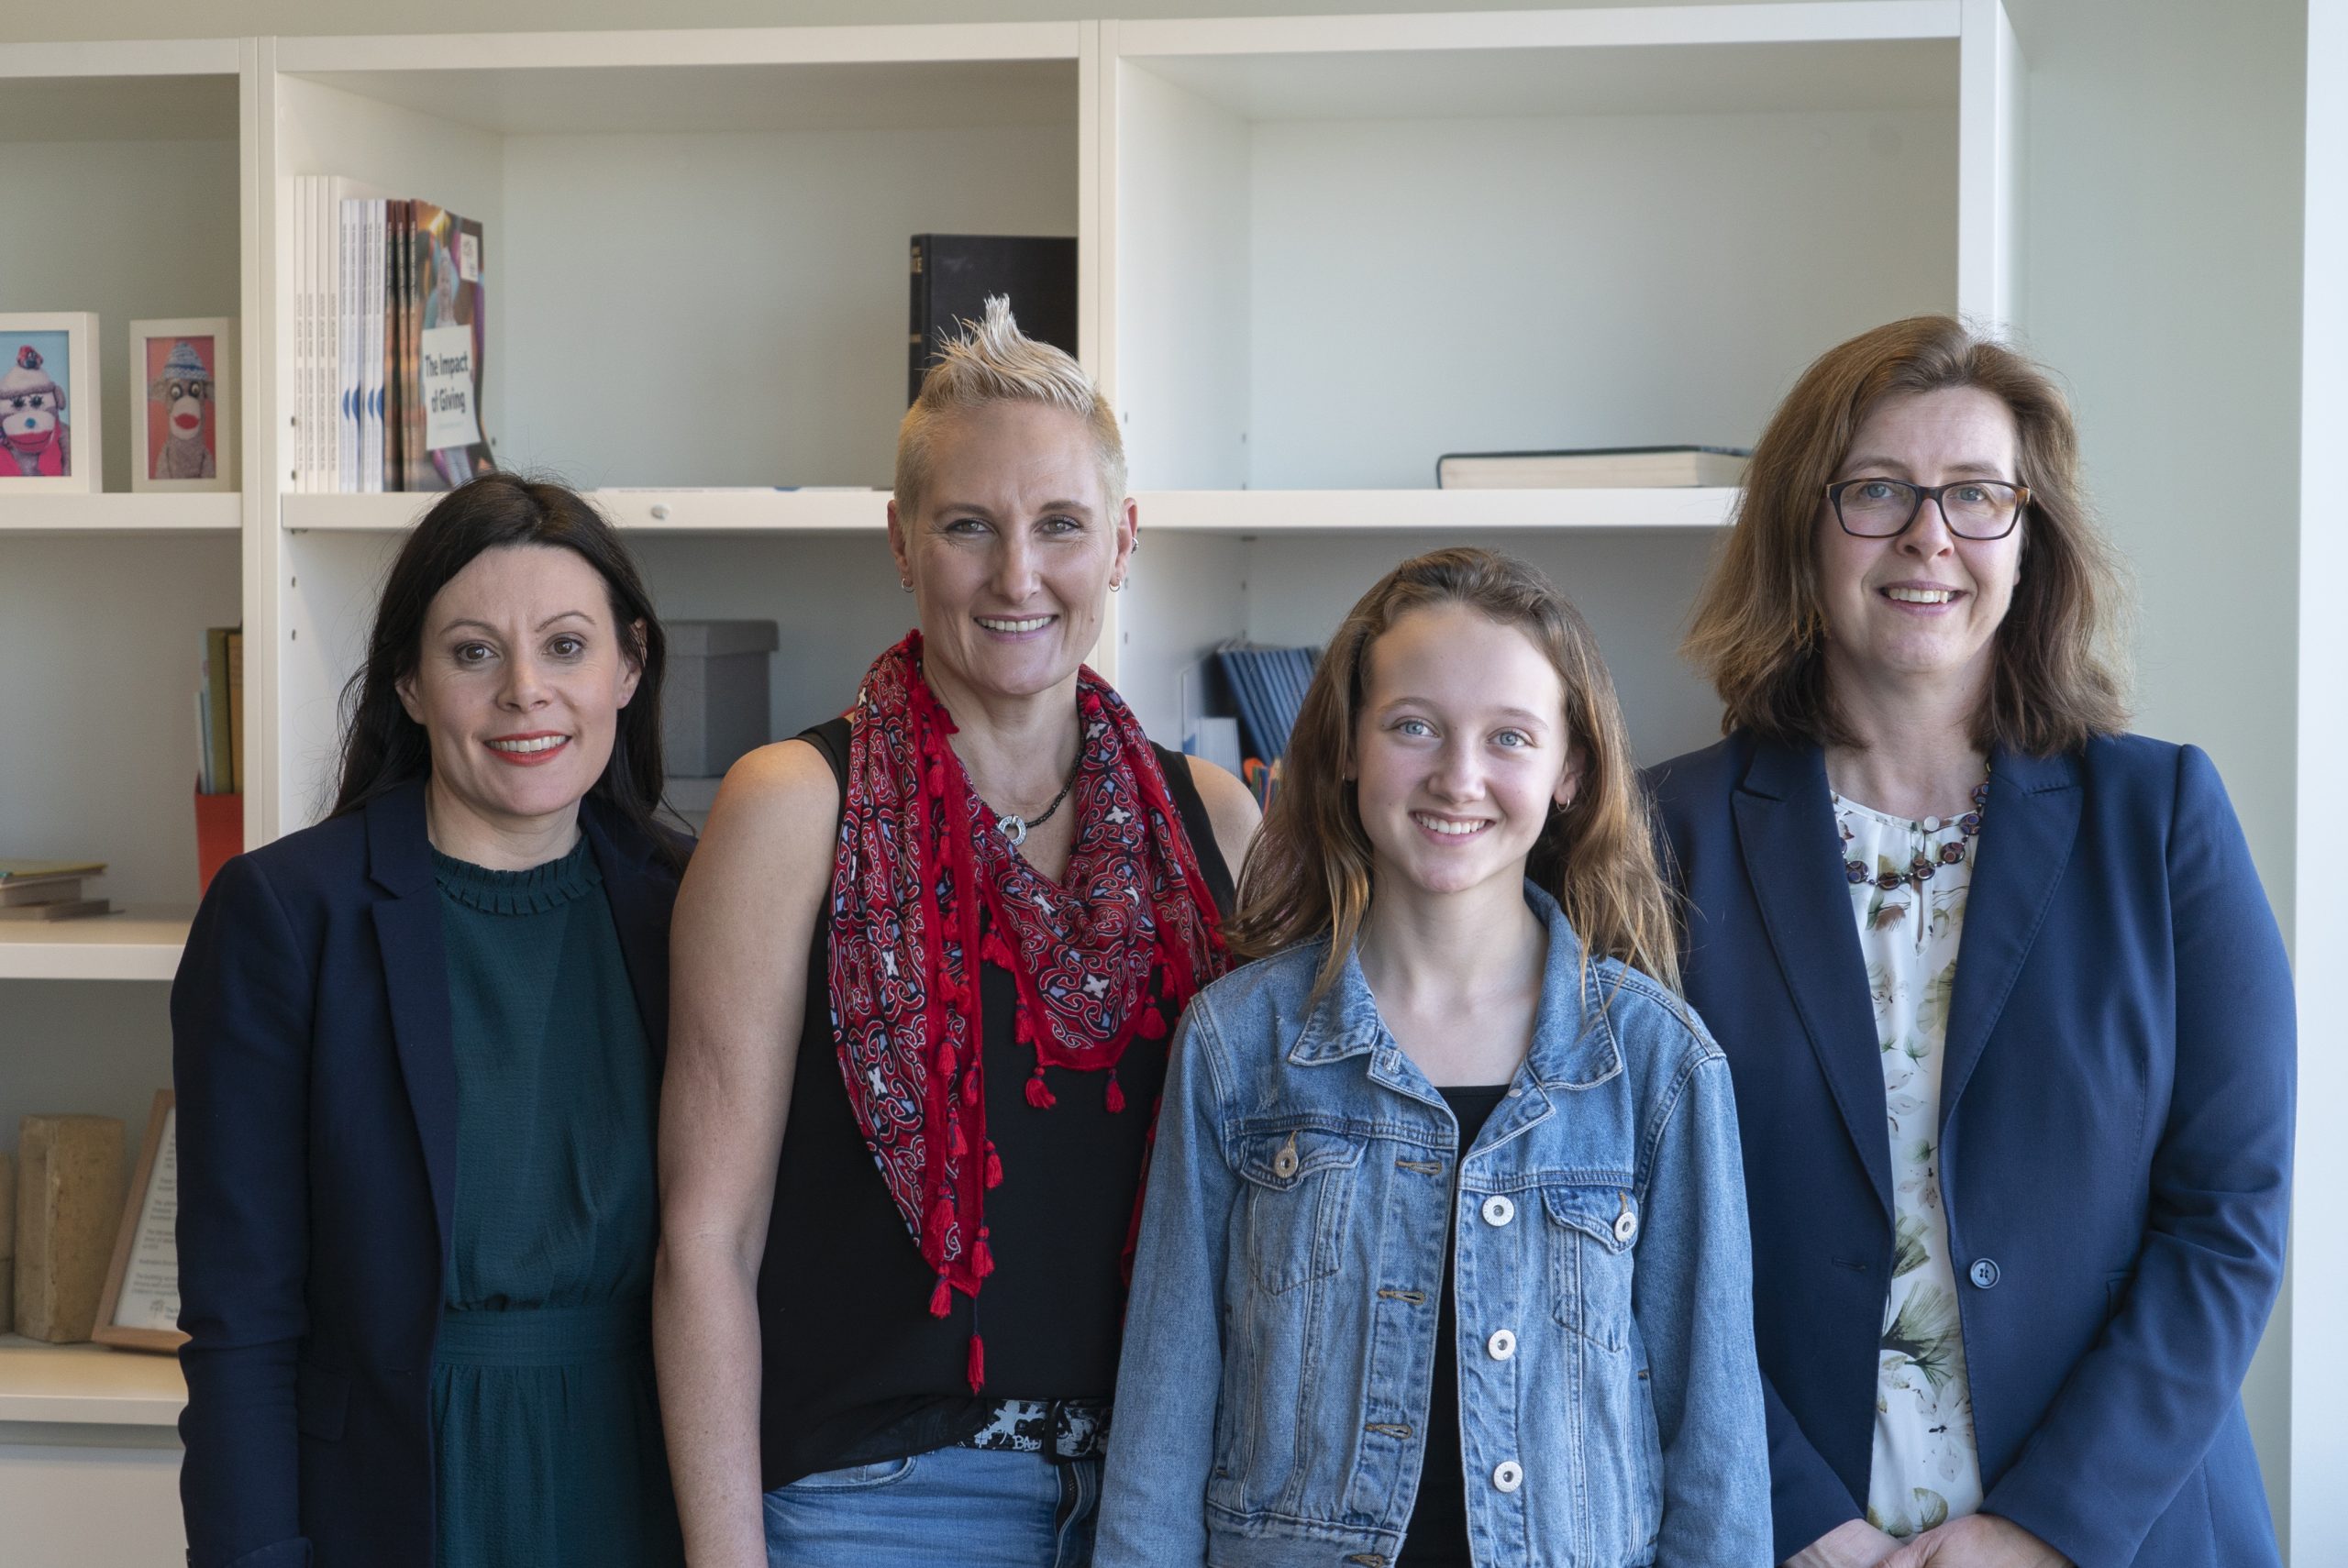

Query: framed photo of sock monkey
left=0, top=312, right=100, bottom=493
left=129, top=317, right=236, bottom=493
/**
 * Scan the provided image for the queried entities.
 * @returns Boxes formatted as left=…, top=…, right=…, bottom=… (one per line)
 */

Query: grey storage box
left=664, top=620, right=779, bottom=778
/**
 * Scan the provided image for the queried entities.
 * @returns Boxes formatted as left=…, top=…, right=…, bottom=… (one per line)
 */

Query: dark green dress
left=429, top=840, right=683, bottom=1568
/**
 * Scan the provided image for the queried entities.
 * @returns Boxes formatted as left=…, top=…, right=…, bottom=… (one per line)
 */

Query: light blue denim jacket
left=1096, top=885, right=1770, bottom=1568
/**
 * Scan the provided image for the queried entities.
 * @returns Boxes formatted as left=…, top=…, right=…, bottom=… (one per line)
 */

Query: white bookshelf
left=0, top=909, right=194, bottom=983
left=0, top=1338, right=185, bottom=1426
left=0, top=9, right=2023, bottom=1557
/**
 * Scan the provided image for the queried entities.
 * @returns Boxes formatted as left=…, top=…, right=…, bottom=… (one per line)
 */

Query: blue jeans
left=763, top=1443, right=1101, bottom=1568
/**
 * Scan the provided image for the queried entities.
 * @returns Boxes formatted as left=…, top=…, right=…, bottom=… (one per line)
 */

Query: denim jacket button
left=1491, top=1460, right=1523, bottom=1493
left=1480, top=1195, right=1515, bottom=1228
left=1486, top=1329, right=1516, bottom=1361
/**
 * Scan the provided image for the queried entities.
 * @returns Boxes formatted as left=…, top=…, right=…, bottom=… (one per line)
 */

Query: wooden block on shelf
left=0, top=1151, right=14, bottom=1334
left=14, top=1117, right=126, bottom=1344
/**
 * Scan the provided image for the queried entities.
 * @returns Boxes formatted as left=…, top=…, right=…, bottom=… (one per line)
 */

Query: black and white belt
left=956, top=1397, right=1112, bottom=1463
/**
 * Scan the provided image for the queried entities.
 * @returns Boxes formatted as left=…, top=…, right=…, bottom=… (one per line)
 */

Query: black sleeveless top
left=757, top=716, right=1236, bottom=1487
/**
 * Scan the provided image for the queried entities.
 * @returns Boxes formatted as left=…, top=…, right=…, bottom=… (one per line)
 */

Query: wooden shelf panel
left=1138, top=487, right=1736, bottom=533
left=282, top=490, right=889, bottom=535
left=0, top=495, right=240, bottom=536
left=0, top=1336, right=185, bottom=1428
left=0, top=906, right=193, bottom=983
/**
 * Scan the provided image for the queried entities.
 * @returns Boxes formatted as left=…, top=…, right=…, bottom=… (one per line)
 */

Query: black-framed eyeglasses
left=1825, top=478, right=2030, bottom=540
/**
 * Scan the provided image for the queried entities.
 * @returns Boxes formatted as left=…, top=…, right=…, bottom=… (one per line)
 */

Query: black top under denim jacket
left=757, top=716, right=1235, bottom=1488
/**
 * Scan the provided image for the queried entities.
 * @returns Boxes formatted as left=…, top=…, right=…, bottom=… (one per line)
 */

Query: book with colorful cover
left=409, top=202, right=490, bottom=491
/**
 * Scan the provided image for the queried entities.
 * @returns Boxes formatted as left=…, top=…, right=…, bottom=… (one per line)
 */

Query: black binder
left=907, top=234, right=1080, bottom=403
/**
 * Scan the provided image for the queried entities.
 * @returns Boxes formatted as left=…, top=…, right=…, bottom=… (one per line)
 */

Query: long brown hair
left=1683, top=315, right=2130, bottom=755
left=1227, top=547, right=1680, bottom=999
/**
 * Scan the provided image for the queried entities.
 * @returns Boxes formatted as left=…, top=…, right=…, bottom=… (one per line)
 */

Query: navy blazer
left=1649, top=733, right=2292, bottom=1568
left=171, top=781, right=683, bottom=1568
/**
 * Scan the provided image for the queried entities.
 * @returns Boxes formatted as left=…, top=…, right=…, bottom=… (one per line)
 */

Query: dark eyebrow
left=437, top=610, right=593, bottom=637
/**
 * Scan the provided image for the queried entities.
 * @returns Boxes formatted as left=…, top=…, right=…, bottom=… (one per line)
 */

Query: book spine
left=387, top=201, right=406, bottom=491
left=908, top=235, right=930, bottom=406
left=366, top=200, right=385, bottom=491
left=204, top=627, right=234, bottom=796
left=338, top=195, right=356, bottom=491
left=293, top=176, right=311, bottom=492
left=227, top=628, right=244, bottom=795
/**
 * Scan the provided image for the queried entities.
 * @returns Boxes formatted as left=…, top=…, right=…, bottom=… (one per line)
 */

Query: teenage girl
left=1094, top=547, right=1770, bottom=1567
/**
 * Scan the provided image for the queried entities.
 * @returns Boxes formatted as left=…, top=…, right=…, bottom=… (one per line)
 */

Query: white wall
left=2294, top=2, right=2341, bottom=1557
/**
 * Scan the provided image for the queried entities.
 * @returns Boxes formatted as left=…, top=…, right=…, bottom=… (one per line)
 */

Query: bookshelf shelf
left=282, top=489, right=891, bottom=535
left=0, top=495, right=241, bottom=536
left=0, top=907, right=194, bottom=982
left=1138, top=487, right=1734, bottom=533
left=0, top=1336, right=185, bottom=1427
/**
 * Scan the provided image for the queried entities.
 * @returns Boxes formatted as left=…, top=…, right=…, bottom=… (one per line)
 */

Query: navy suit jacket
left=171, top=781, right=683, bottom=1568
left=1648, top=733, right=2292, bottom=1568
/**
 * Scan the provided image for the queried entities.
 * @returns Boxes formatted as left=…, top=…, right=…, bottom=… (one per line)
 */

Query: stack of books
left=292, top=176, right=492, bottom=492
left=0, top=860, right=112, bottom=922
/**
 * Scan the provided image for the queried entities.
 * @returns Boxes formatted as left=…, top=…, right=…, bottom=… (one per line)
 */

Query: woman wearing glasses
left=1649, top=316, right=2292, bottom=1568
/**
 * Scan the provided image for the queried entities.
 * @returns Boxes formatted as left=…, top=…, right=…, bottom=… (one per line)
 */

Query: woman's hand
left=1785, top=1518, right=1902, bottom=1567
left=1877, top=1515, right=2069, bottom=1568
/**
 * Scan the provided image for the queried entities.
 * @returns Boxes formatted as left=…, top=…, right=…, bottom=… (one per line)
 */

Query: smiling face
left=394, top=543, right=643, bottom=851
left=1817, top=384, right=2024, bottom=702
left=888, top=400, right=1134, bottom=706
left=1351, top=602, right=1580, bottom=905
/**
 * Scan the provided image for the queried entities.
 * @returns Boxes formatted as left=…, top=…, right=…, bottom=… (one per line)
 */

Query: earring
left=900, top=579, right=914, bottom=593
left=1110, top=579, right=1124, bottom=593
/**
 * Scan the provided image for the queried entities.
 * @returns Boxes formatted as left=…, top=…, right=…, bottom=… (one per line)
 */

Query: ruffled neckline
left=432, top=835, right=600, bottom=914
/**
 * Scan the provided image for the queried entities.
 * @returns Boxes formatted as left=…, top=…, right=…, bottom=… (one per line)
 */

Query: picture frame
left=93, top=1090, right=186, bottom=1353
left=0, top=311, right=101, bottom=493
left=129, top=316, right=236, bottom=492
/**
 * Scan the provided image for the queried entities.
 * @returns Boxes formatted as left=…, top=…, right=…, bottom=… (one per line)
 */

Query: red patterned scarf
left=828, top=633, right=1225, bottom=1388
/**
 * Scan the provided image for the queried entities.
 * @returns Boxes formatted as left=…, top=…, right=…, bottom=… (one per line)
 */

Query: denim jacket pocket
left=1543, top=1182, right=1640, bottom=1351
left=1236, top=1127, right=1365, bottom=1296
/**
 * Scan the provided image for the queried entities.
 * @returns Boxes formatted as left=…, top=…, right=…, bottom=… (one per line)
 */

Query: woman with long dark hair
left=173, top=474, right=689, bottom=1568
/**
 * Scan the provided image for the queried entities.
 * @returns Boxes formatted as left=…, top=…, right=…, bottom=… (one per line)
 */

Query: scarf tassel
left=981, top=930, right=1016, bottom=968
left=1136, top=1005, right=1168, bottom=1041
left=936, top=1041, right=959, bottom=1081
left=1104, top=1069, right=1126, bottom=1114
left=929, top=1275, right=953, bottom=1318
left=984, top=1141, right=1004, bottom=1188
left=1024, top=1065, right=1057, bottom=1110
left=974, top=1227, right=995, bottom=1277
left=961, top=1070, right=981, bottom=1107
left=948, top=1117, right=969, bottom=1158
left=967, top=1332, right=986, bottom=1393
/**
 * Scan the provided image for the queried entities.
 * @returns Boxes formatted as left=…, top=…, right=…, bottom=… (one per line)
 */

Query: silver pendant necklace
left=991, top=754, right=1082, bottom=849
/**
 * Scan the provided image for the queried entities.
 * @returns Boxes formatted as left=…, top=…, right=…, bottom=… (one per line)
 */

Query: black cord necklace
left=991, top=750, right=1083, bottom=849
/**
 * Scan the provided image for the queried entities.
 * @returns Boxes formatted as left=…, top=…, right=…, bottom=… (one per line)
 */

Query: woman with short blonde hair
left=654, top=301, right=1257, bottom=1568
left=1652, top=315, right=2292, bottom=1568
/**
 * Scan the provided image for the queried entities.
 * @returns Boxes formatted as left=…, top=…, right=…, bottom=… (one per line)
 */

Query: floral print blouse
left=1835, top=794, right=1987, bottom=1540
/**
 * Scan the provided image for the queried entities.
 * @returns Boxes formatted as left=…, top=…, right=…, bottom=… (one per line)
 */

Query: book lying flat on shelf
left=296, top=178, right=491, bottom=492
left=1435, top=445, right=1752, bottom=489
left=0, top=860, right=111, bottom=922
left=0, top=860, right=105, bottom=884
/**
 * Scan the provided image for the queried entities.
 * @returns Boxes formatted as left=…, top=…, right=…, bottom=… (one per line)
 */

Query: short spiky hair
left=893, top=295, right=1125, bottom=516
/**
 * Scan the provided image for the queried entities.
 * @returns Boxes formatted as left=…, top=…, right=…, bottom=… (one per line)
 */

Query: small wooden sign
left=94, top=1091, right=185, bottom=1353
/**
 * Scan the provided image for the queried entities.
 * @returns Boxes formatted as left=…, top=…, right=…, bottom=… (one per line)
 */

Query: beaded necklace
left=1836, top=771, right=1989, bottom=892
